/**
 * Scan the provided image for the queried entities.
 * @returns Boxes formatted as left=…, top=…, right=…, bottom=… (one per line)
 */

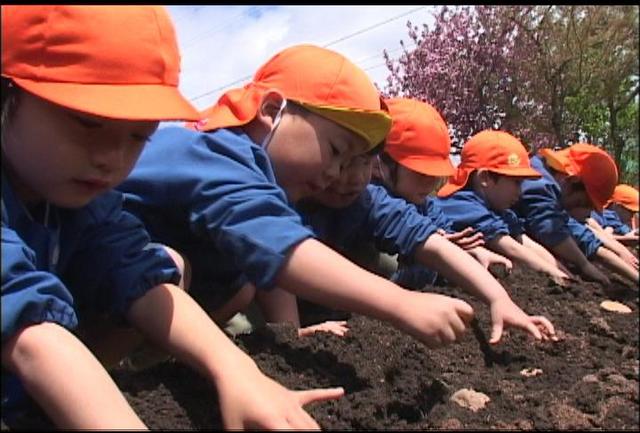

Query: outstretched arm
left=276, top=238, right=475, bottom=349
left=2, top=322, right=146, bottom=429
left=414, top=233, right=556, bottom=344
left=487, top=234, right=573, bottom=285
left=127, top=283, right=344, bottom=430
left=593, top=246, right=639, bottom=286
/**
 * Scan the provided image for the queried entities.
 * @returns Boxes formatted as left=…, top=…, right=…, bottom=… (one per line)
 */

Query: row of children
left=1, top=5, right=637, bottom=430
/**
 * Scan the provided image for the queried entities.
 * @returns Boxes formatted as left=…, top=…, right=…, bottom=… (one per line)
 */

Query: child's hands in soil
left=488, top=297, right=558, bottom=344
left=298, top=320, right=349, bottom=337
left=392, top=291, right=474, bottom=349
left=217, top=360, right=344, bottom=430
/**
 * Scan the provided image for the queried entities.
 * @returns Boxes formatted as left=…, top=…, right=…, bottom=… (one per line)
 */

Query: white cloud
left=166, top=5, right=437, bottom=111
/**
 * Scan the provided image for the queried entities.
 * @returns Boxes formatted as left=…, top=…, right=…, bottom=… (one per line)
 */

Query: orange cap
left=1, top=5, right=199, bottom=121
left=191, top=44, right=391, bottom=150
left=384, top=98, right=454, bottom=177
left=609, top=184, right=639, bottom=212
left=437, top=130, right=541, bottom=197
left=538, top=143, right=618, bottom=212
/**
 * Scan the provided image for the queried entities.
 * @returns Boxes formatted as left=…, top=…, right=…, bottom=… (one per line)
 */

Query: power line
left=181, top=6, right=260, bottom=50
left=322, top=6, right=426, bottom=48
left=188, top=7, right=427, bottom=103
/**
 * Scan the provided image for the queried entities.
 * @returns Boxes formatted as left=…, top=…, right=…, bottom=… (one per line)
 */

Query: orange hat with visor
left=538, top=143, right=618, bottom=212
left=1, top=5, right=199, bottom=121
left=608, top=184, right=639, bottom=212
left=437, top=130, right=541, bottom=197
left=191, top=44, right=392, bottom=150
left=384, top=98, right=454, bottom=177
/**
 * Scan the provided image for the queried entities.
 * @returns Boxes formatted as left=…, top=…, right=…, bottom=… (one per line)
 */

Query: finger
left=504, top=260, right=513, bottom=271
left=455, top=300, right=475, bottom=325
left=296, top=387, right=345, bottom=406
left=440, top=326, right=458, bottom=345
left=448, top=313, right=468, bottom=339
left=531, top=316, right=556, bottom=337
left=524, top=321, right=543, bottom=341
left=489, top=319, right=504, bottom=344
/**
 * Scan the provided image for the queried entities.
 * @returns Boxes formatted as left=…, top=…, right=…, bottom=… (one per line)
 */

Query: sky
left=166, top=5, right=438, bottom=111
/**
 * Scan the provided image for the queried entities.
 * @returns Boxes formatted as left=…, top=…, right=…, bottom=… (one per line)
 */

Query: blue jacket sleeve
left=434, top=193, right=512, bottom=242
left=121, top=128, right=315, bottom=290
left=62, top=192, right=180, bottom=317
left=566, top=216, right=602, bottom=258
left=421, top=199, right=454, bottom=233
left=364, top=185, right=439, bottom=257
left=602, top=210, right=631, bottom=235
left=516, top=177, right=573, bottom=248
left=2, top=226, right=78, bottom=342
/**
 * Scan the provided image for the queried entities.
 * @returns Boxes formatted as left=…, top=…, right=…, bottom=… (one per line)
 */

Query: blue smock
left=590, top=209, right=632, bottom=235
left=2, top=173, right=178, bottom=420
left=513, top=155, right=602, bottom=258
left=298, top=183, right=440, bottom=290
left=434, top=189, right=524, bottom=242
left=118, top=126, right=315, bottom=299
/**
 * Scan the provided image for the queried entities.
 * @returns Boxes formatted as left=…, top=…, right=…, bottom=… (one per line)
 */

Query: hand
left=580, top=261, right=610, bottom=285
left=438, top=227, right=484, bottom=250
left=392, top=291, right=474, bottom=349
left=298, top=320, right=349, bottom=338
left=472, top=248, right=513, bottom=272
left=217, top=359, right=344, bottom=430
left=488, top=297, right=557, bottom=344
left=619, top=248, right=639, bottom=270
left=549, top=268, right=576, bottom=287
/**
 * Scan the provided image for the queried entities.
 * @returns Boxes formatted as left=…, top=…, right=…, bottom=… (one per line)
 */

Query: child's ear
left=477, top=169, right=490, bottom=187
left=256, top=90, right=286, bottom=129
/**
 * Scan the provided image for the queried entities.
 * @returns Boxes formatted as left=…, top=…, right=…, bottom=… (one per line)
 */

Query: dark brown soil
left=4, top=263, right=639, bottom=430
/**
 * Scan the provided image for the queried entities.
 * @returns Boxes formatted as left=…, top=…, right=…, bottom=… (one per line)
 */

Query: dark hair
left=1, top=77, right=20, bottom=130
left=367, top=140, right=385, bottom=156
left=378, top=151, right=399, bottom=184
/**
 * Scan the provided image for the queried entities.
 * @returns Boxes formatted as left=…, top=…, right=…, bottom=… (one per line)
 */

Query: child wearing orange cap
left=348, top=98, right=555, bottom=343
left=587, top=184, right=639, bottom=246
left=1, top=6, right=344, bottom=430
left=118, top=45, right=478, bottom=356
left=434, top=130, right=575, bottom=285
left=513, top=143, right=639, bottom=286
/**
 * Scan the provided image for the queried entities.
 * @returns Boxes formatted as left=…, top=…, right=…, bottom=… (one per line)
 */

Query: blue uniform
left=298, top=184, right=440, bottom=290
left=1, top=173, right=178, bottom=420
left=118, top=126, right=315, bottom=304
left=434, top=189, right=524, bottom=242
left=590, top=209, right=631, bottom=235
left=513, top=155, right=602, bottom=258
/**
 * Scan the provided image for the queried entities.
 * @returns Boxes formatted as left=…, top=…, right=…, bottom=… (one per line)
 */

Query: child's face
left=311, top=154, right=373, bottom=208
left=266, top=109, right=369, bottom=203
left=3, top=92, right=158, bottom=208
left=559, top=177, right=593, bottom=214
left=393, top=164, right=441, bottom=205
left=483, top=174, right=523, bottom=211
left=612, top=204, right=633, bottom=225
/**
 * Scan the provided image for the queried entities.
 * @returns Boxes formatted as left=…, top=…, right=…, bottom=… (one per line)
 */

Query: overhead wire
left=187, top=6, right=428, bottom=103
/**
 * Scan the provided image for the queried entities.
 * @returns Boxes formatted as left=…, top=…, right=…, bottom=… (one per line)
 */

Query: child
left=434, top=130, right=575, bottom=285
left=587, top=184, right=639, bottom=246
left=1, top=6, right=344, bottom=430
left=118, top=44, right=477, bottom=352
left=346, top=97, right=554, bottom=344
left=514, top=143, right=639, bottom=286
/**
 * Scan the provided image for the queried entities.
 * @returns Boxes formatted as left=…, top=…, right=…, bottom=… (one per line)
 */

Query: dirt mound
left=3, top=263, right=638, bottom=430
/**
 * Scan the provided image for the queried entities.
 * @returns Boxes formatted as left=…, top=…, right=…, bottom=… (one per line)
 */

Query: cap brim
left=392, top=154, right=455, bottom=178
left=490, top=167, right=542, bottom=178
left=436, top=168, right=472, bottom=197
left=12, top=77, right=200, bottom=121
left=299, top=102, right=391, bottom=151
